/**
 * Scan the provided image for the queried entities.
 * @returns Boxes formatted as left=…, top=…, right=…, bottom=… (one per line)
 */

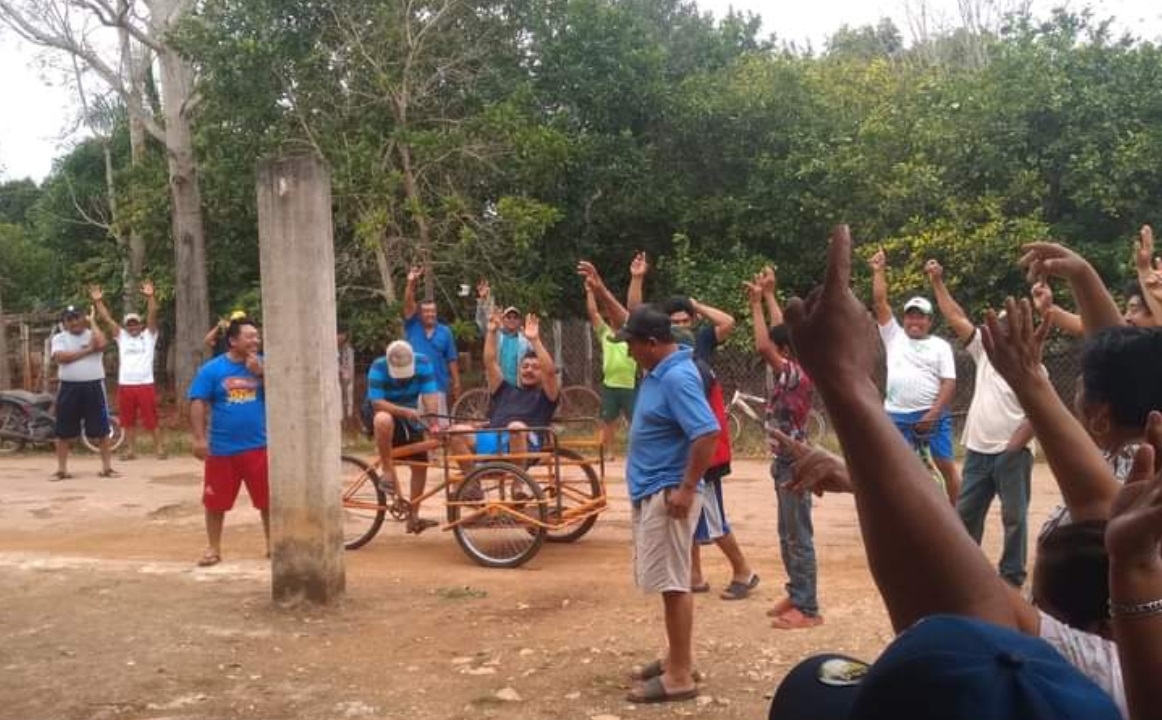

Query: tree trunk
left=122, top=18, right=148, bottom=310
left=397, top=143, right=434, bottom=300
left=159, top=46, right=209, bottom=404
left=373, top=233, right=398, bottom=304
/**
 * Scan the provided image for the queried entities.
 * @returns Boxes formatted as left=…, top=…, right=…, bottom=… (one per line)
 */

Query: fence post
left=583, top=321, right=593, bottom=388
left=20, top=323, right=32, bottom=391
left=552, top=319, right=563, bottom=380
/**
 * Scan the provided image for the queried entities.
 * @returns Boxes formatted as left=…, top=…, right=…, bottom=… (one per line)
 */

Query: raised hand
left=630, top=251, right=649, bottom=278
left=980, top=297, right=1050, bottom=387
left=924, top=259, right=943, bottom=282
left=785, top=225, right=884, bottom=389
left=487, top=309, right=503, bottom=333
left=476, top=279, right=490, bottom=300
left=1134, top=225, right=1155, bottom=273
left=1105, top=426, right=1162, bottom=567
left=1030, top=281, right=1054, bottom=317
left=407, top=265, right=424, bottom=283
left=742, top=275, right=763, bottom=304
left=576, top=260, right=604, bottom=291
left=759, top=265, right=778, bottom=295
left=1018, top=242, right=1091, bottom=283
left=88, top=285, right=104, bottom=303
left=140, top=280, right=155, bottom=298
left=523, top=313, right=540, bottom=342
left=868, top=246, right=887, bottom=273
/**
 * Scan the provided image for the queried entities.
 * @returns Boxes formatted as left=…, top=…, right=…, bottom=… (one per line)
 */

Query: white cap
left=386, top=340, right=416, bottom=380
left=123, top=313, right=143, bottom=324
left=903, top=297, right=933, bottom=315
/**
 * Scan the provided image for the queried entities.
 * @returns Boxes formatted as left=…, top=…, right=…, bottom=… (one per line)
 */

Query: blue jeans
left=772, top=459, right=818, bottom=615
left=956, top=448, right=1033, bottom=587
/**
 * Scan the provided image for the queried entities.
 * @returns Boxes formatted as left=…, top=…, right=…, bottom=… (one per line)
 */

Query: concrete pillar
left=256, top=154, right=345, bottom=604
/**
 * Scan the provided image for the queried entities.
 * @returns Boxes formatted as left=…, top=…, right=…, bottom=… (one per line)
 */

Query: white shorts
left=632, top=488, right=703, bottom=593
left=435, top=392, right=450, bottom=429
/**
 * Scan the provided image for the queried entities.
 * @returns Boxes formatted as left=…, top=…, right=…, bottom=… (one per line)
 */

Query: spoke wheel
left=81, top=417, right=125, bottom=453
left=340, top=455, right=386, bottom=550
left=535, top=449, right=604, bottom=543
left=451, top=387, right=491, bottom=422
left=451, top=462, right=546, bottom=568
left=556, top=386, right=601, bottom=420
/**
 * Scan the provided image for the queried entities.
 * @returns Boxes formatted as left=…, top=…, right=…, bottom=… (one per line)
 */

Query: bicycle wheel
left=536, top=448, right=604, bottom=543
left=557, top=386, right=601, bottom=420
left=804, top=409, right=827, bottom=445
left=81, top=417, right=125, bottom=453
left=340, top=455, right=387, bottom=550
left=0, top=401, right=27, bottom=454
left=450, top=462, right=546, bottom=568
left=728, top=412, right=742, bottom=444
left=451, top=387, right=491, bottom=422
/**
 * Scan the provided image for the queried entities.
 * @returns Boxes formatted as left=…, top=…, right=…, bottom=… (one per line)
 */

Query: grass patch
left=436, top=586, right=488, bottom=601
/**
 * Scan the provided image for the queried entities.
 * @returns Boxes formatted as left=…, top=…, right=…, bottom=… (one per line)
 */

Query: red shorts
left=203, top=449, right=269, bottom=512
left=117, top=384, right=158, bottom=430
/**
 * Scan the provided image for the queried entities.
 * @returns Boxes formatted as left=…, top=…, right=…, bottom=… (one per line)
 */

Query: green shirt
left=597, top=323, right=638, bottom=389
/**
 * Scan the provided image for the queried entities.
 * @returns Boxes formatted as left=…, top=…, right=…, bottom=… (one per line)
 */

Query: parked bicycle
left=0, top=389, right=125, bottom=454
left=726, top=389, right=827, bottom=445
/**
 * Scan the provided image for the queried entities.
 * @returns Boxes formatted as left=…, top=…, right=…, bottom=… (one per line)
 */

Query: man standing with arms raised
left=50, top=304, right=115, bottom=479
left=869, top=247, right=960, bottom=503
left=403, top=265, right=460, bottom=426
left=613, top=303, right=719, bottom=705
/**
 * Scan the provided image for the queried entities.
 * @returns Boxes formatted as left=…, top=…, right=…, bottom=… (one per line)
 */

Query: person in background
left=626, top=251, right=736, bottom=363
left=337, top=326, right=355, bottom=425
left=49, top=304, right=115, bottom=480
left=403, top=265, right=460, bottom=426
left=474, top=279, right=530, bottom=386
left=585, top=279, right=636, bottom=461
left=205, top=309, right=248, bottom=356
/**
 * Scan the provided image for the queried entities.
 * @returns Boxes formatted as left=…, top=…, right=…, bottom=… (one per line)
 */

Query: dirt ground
left=0, top=450, right=1065, bottom=720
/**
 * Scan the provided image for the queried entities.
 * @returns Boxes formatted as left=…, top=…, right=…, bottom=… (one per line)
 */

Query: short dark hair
left=1124, top=280, right=1152, bottom=313
left=662, top=296, right=695, bottom=317
left=1033, top=520, right=1109, bottom=632
left=769, top=324, right=792, bottom=351
left=226, top=319, right=258, bottom=341
left=521, top=350, right=538, bottom=361
left=1080, top=326, right=1162, bottom=429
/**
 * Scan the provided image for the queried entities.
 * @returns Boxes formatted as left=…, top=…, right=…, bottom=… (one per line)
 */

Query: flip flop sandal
left=98, top=469, right=121, bottom=478
left=690, top=582, right=711, bottom=593
left=49, top=471, right=73, bottom=482
left=630, top=660, right=704, bottom=683
left=720, top=573, right=760, bottom=601
left=196, top=551, right=222, bottom=567
left=626, top=675, right=698, bottom=704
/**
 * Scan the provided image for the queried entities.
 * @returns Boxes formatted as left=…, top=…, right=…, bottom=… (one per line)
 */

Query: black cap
left=60, top=305, right=83, bottom=320
left=613, top=305, right=674, bottom=343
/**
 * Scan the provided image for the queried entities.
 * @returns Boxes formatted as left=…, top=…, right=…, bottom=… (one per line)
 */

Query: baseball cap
left=902, top=296, right=933, bottom=315
left=385, top=340, right=416, bottom=380
left=502, top=306, right=520, bottom=317
left=768, top=615, right=1121, bottom=720
left=229, top=309, right=247, bottom=321
left=613, top=305, right=674, bottom=343
left=123, top=313, right=142, bottom=325
left=60, top=305, right=83, bottom=320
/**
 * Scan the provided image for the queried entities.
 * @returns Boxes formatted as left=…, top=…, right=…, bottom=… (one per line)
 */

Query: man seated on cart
left=362, top=340, right=440, bottom=534
left=448, top=310, right=560, bottom=464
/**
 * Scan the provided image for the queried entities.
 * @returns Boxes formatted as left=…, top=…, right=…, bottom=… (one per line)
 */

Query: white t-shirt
left=961, top=330, right=1033, bottom=454
left=117, top=328, right=158, bottom=386
left=51, top=329, right=106, bottom=383
left=879, top=319, right=956, bottom=413
left=1038, top=611, right=1127, bottom=719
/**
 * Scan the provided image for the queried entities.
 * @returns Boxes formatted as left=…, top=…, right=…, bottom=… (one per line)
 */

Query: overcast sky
left=1, top=0, right=1160, bottom=183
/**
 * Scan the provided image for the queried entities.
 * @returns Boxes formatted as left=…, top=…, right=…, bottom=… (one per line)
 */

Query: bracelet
left=1108, top=598, right=1162, bottom=619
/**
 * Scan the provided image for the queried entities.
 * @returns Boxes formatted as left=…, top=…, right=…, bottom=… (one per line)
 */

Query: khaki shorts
left=632, top=488, right=704, bottom=593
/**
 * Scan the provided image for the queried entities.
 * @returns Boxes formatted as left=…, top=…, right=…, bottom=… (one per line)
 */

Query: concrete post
left=256, top=154, right=345, bottom=605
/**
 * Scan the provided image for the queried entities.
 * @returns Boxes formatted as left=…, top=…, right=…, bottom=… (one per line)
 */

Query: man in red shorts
left=91, top=281, right=165, bottom=459
left=188, top=319, right=267, bottom=567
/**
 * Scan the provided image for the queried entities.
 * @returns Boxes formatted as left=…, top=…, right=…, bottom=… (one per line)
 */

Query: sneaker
left=770, top=607, right=824, bottom=630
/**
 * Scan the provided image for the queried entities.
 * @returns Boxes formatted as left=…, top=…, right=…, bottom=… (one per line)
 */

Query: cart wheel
left=535, top=449, right=604, bottom=543
left=341, top=455, right=386, bottom=550
left=451, top=462, right=546, bottom=568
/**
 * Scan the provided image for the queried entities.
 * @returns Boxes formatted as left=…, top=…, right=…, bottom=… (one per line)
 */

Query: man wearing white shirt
left=926, top=260, right=1036, bottom=587
left=91, top=281, right=165, bottom=460
left=869, top=248, right=959, bottom=502
left=50, top=305, right=115, bottom=479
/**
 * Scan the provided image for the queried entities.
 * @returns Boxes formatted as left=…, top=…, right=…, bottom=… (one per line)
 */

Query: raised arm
left=1020, top=241, right=1124, bottom=335
left=403, top=265, right=422, bottom=320
left=744, top=276, right=785, bottom=372
left=1031, top=281, right=1085, bottom=337
left=474, top=279, right=493, bottom=336
left=868, top=246, right=892, bottom=326
left=786, top=225, right=1025, bottom=634
left=982, top=297, right=1120, bottom=523
left=691, top=298, right=736, bottom=343
left=578, top=261, right=628, bottom=330
left=1134, top=226, right=1162, bottom=322
left=924, top=260, right=974, bottom=343
left=584, top=286, right=604, bottom=329
left=204, top=321, right=224, bottom=350
left=89, top=285, right=120, bottom=336
left=141, top=280, right=158, bottom=333
left=87, top=310, right=107, bottom=351
left=627, top=251, right=647, bottom=311
left=483, top=309, right=503, bottom=393
left=759, top=265, right=783, bottom=327
left=522, top=314, right=559, bottom=402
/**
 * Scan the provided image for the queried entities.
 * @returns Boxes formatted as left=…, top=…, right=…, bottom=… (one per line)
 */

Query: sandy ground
left=0, top=449, right=1065, bottom=720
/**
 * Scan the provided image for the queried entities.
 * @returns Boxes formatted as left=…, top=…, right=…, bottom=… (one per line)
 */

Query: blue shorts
left=694, top=471, right=731, bottom=544
left=888, top=409, right=953, bottom=460
left=55, top=380, right=110, bottom=440
left=476, top=430, right=543, bottom=455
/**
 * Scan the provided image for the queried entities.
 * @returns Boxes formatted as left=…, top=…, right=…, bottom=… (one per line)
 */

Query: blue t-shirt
left=188, top=354, right=266, bottom=456
left=365, top=353, right=438, bottom=428
left=404, top=315, right=458, bottom=392
left=626, top=348, right=719, bottom=502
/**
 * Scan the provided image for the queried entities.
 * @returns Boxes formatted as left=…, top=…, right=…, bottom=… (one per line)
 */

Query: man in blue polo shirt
left=363, top=340, right=440, bottom=534
left=402, top=265, right=460, bottom=427
left=616, top=304, right=720, bottom=705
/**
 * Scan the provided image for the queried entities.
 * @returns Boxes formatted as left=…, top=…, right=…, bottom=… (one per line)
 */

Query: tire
left=450, top=462, right=546, bottom=568
left=804, top=409, right=827, bottom=445
left=0, top=401, right=28, bottom=454
left=535, top=448, right=604, bottom=543
left=81, top=416, right=126, bottom=453
left=728, top=412, right=742, bottom=444
left=340, top=455, right=386, bottom=550
left=451, top=387, right=491, bottom=422
left=556, top=386, right=601, bottom=420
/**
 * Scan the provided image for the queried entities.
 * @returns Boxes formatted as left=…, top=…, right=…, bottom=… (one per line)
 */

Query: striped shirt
left=366, top=353, right=438, bottom=427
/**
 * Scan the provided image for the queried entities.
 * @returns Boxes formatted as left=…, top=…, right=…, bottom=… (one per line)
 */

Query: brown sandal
left=196, top=550, right=222, bottom=567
